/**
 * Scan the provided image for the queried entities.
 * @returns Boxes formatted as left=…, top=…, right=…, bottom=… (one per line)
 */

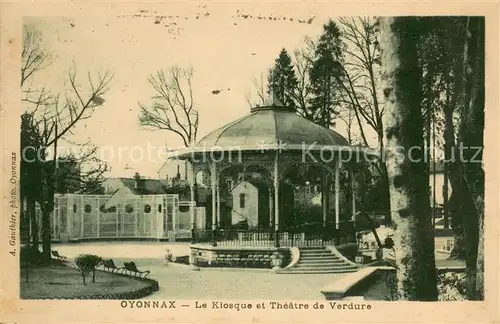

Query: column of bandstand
left=190, top=163, right=196, bottom=243
left=211, top=162, right=217, bottom=246
left=335, top=157, right=340, bottom=231
left=321, top=173, right=330, bottom=243
left=273, top=151, right=280, bottom=248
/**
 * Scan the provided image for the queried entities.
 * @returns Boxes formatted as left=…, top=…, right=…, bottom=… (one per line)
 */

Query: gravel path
left=53, top=242, right=342, bottom=300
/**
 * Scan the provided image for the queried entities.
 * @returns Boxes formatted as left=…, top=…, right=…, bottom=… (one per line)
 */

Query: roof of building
left=231, top=178, right=269, bottom=192
left=124, top=178, right=168, bottom=195
left=103, top=177, right=168, bottom=195
left=197, top=104, right=349, bottom=148
left=434, top=227, right=454, bottom=237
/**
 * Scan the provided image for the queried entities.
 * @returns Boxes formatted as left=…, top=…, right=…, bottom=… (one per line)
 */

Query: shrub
left=174, top=255, right=190, bottom=265
left=437, top=272, right=467, bottom=301
left=74, top=254, right=103, bottom=285
left=382, top=271, right=467, bottom=301
left=20, top=246, right=42, bottom=266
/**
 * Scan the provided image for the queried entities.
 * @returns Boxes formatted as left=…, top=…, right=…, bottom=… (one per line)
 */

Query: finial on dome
left=266, top=70, right=284, bottom=107
left=250, top=70, right=289, bottom=112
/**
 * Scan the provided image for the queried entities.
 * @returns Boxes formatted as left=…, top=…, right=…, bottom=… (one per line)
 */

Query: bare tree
left=20, top=25, right=114, bottom=261
left=380, top=16, right=438, bottom=301
left=139, top=65, right=199, bottom=147
left=337, top=102, right=355, bottom=144
left=247, top=39, right=314, bottom=114
left=21, top=25, right=54, bottom=88
left=337, top=17, right=383, bottom=148
left=21, top=25, right=55, bottom=114
left=56, top=144, right=110, bottom=194
left=245, top=72, right=267, bottom=108
left=337, top=17, right=391, bottom=222
left=291, top=46, right=314, bottom=119
left=22, top=67, right=112, bottom=261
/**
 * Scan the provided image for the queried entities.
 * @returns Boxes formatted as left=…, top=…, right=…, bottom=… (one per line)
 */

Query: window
left=73, top=204, right=77, bottom=213
left=84, top=204, right=92, bottom=213
left=225, top=178, right=234, bottom=190
left=125, top=204, right=134, bottom=213
left=144, top=204, right=151, bottom=213
left=239, top=193, right=246, bottom=209
left=158, top=204, right=162, bottom=213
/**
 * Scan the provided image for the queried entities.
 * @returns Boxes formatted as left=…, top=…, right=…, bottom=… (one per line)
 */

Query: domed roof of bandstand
left=167, top=92, right=378, bottom=162
left=196, top=94, right=349, bottom=149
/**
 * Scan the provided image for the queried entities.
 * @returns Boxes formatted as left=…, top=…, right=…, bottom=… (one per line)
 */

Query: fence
left=192, top=221, right=357, bottom=247
left=32, top=194, right=205, bottom=242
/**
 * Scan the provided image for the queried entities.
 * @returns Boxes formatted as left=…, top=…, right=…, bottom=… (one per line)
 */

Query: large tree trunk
left=380, top=17, right=438, bottom=301
left=28, top=197, right=39, bottom=249
left=444, top=19, right=468, bottom=260
left=446, top=107, right=468, bottom=260
left=442, top=161, right=449, bottom=229
left=39, top=164, right=54, bottom=263
left=446, top=16, right=484, bottom=300
left=41, top=205, right=52, bottom=261
left=378, top=159, right=391, bottom=225
left=460, top=16, right=485, bottom=300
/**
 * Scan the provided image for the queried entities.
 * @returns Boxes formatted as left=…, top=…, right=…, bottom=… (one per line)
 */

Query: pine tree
left=308, top=20, right=344, bottom=128
left=267, top=48, right=298, bottom=109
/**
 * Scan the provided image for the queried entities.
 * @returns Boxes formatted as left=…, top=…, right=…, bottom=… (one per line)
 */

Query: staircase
left=277, top=246, right=359, bottom=274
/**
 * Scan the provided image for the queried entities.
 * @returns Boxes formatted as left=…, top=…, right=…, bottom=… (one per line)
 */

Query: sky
left=24, top=5, right=378, bottom=179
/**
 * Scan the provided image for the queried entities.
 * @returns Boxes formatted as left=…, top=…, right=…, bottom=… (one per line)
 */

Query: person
left=382, top=237, right=396, bottom=261
left=164, top=248, right=173, bottom=264
left=356, top=232, right=365, bottom=250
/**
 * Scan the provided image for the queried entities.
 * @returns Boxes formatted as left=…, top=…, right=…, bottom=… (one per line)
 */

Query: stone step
left=299, top=260, right=341, bottom=264
left=293, top=266, right=356, bottom=272
left=294, top=264, right=357, bottom=270
left=300, top=255, right=342, bottom=261
left=298, top=247, right=327, bottom=250
left=299, top=248, right=329, bottom=252
left=300, top=253, right=337, bottom=259
left=289, top=263, right=357, bottom=269
left=299, top=250, right=335, bottom=255
left=275, top=247, right=358, bottom=274
left=296, top=264, right=351, bottom=269
left=300, top=256, right=340, bottom=261
left=277, top=268, right=358, bottom=274
left=300, top=251, right=335, bottom=256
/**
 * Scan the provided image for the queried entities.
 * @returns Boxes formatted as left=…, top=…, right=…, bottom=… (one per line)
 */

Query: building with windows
left=230, top=178, right=270, bottom=229
left=429, top=159, right=453, bottom=228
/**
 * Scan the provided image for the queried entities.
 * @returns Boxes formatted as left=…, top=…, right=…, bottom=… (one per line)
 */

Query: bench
left=101, top=259, right=126, bottom=274
left=123, top=261, right=150, bottom=278
left=51, top=250, right=67, bottom=261
left=320, top=266, right=394, bottom=300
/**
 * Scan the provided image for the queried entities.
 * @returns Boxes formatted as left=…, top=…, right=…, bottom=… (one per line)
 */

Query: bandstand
left=168, top=94, right=377, bottom=259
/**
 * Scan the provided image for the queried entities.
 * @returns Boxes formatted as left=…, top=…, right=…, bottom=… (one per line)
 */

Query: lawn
left=20, top=263, right=150, bottom=299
